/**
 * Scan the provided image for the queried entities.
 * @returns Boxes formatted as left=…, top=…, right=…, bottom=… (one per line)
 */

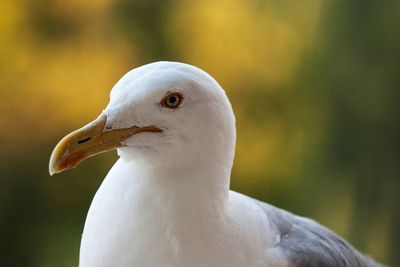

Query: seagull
left=49, top=61, right=382, bottom=267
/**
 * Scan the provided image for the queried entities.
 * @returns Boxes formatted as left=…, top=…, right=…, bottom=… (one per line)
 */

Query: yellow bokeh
left=167, top=0, right=321, bottom=88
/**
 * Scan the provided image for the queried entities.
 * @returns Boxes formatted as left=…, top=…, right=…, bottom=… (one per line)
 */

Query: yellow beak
left=49, top=114, right=161, bottom=175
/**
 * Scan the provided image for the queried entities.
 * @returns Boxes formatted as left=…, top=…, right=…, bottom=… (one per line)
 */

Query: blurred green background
left=1, top=0, right=399, bottom=266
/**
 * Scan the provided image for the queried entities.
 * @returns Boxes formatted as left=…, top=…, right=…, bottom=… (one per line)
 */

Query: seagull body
left=49, top=62, right=382, bottom=267
left=80, top=161, right=281, bottom=267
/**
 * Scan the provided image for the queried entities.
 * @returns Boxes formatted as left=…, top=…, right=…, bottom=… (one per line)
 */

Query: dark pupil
left=168, top=96, right=177, bottom=105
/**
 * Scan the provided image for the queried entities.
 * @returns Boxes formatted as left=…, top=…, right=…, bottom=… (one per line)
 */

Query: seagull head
left=49, top=62, right=236, bottom=175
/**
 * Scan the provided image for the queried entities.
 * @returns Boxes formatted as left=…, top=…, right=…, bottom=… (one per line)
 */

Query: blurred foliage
left=0, top=0, right=399, bottom=266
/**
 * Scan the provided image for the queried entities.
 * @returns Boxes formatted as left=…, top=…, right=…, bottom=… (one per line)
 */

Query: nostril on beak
left=77, top=137, right=92, bottom=144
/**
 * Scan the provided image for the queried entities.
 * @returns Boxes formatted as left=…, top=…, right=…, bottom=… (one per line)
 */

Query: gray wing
left=253, top=199, right=383, bottom=267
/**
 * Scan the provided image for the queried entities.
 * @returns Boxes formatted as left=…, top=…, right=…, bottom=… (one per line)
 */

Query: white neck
left=80, top=156, right=234, bottom=266
left=115, top=157, right=231, bottom=219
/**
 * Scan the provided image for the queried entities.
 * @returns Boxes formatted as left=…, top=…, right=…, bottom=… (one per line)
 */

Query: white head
left=104, top=62, right=236, bottom=171
left=49, top=62, right=236, bottom=180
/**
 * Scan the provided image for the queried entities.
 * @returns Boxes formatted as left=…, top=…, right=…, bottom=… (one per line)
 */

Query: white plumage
left=50, top=61, right=382, bottom=267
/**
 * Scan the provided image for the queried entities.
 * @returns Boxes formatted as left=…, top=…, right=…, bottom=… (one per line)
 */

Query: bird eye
left=161, top=92, right=183, bottom=109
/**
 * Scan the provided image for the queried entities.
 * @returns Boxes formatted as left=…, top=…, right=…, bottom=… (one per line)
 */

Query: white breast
left=79, top=159, right=287, bottom=267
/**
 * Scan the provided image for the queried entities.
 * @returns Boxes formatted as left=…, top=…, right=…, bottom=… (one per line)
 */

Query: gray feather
left=253, top=199, right=384, bottom=267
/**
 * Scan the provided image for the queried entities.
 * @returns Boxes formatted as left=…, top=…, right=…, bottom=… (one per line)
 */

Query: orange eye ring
left=160, top=92, right=183, bottom=109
